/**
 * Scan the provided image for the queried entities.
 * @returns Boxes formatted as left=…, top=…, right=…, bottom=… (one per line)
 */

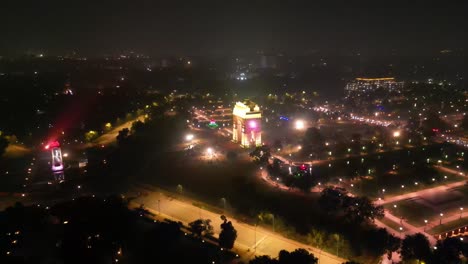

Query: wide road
left=132, top=188, right=345, bottom=264
left=94, top=115, right=146, bottom=146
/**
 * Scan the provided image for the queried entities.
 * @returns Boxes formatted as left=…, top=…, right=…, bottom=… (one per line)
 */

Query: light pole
left=399, top=227, right=403, bottom=237
left=157, top=199, right=161, bottom=215
left=424, top=219, right=428, bottom=231
left=460, top=207, right=464, bottom=219
left=254, top=223, right=257, bottom=256
left=440, top=213, right=444, bottom=225
left=268, top=213, right=275, bottom=232
left=394, top=204, right=401, bottom=223
left=185, top=134, right=194, bottom=142
left=221, top=198, right=226, bottom=213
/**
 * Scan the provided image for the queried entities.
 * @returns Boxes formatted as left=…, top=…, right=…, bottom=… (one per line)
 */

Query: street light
left=295, top=120, right=305, bottom=130
left=393, top=131, right=401, bottom=138
left=424, top=219, right=428, bottom=231
left=221, top=198, right=226, bottom=213
left=158, top=199, right=161, bottom=215
left=460, top=207, right=464, bottom=219
left=440, top=213, right=444, bottom=225
left=399, top=227, right=403, bottom=237
left=207, top=148, right=213, bottom=158
left=271, top=214, right=275, bottom=232
left=185, top=134, right=194, bottom=141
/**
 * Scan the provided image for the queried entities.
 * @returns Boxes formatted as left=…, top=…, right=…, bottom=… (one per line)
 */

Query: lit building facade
left=232, top=101, right=262, bottom=147
left=345, top=77, right=404, bottom=95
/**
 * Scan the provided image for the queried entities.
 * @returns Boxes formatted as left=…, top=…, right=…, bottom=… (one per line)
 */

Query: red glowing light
left=300, top=164, right=307, bottom=171
left=45, top=141, right=60, bottom=150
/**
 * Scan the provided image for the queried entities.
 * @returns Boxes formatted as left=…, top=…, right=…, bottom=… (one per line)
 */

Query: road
left=131, top=188, right=345, bottom=264
left=93, top=115, right=146, bottom=146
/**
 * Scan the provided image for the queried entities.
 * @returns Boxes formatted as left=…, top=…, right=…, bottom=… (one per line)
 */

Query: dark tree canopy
left=116, top=128, right=130, bottom=145
left=0, top=136, right=8, bottom=157
left=250, top=145, right=271, bottom=164
left=251, top=249, right=318, bottom=264
left=401, top=233, right=432, bottom=263
left=189, top=218, right=214, bottom=237
left=278, top=248, right=318, bottom=264
left=432, top=237, right=467, bottom=264
left=318, top=187, right=384, bottom=224
left=219, top=219, right=237, bottom=249
left=250, top=255, right=280, bottom=264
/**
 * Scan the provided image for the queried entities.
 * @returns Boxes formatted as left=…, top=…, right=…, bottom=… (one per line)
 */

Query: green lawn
left=385, top=199, right=438, bottom=227
left=427, top=217, right=468, bottom=235
left=380, top=217, right=404, bottom=233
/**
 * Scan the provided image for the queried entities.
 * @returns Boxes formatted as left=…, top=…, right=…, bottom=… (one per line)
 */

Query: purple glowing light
left=249, top=120, right=257, bottom=128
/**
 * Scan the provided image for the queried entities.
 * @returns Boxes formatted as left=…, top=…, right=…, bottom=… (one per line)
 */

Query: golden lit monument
left=232, top=100, right=262, bottom=147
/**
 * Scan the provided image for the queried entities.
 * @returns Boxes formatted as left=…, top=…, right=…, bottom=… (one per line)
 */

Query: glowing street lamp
left=207, top=147, right=213, bottom=156
left=185, top=134, right=194, bottom=141
left=424, top=219, right=428, bottom=231
left=295, top=120, right=305, bottom=130
left=460, top=207, right=464, bottom=219
left=393, top=131, right=401, bottom=138
left=439, top=213, right=444, bottom=225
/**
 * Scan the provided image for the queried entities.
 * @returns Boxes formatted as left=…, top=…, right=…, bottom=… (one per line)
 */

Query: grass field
left=385, top=199, right=439, bottom=227
left=380, top=217, right=404, bottom=233
left=427, top=218, right=468, bottom=235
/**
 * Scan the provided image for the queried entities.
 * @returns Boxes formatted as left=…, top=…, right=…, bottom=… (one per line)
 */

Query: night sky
left=1, top=1, right=467, bottom=55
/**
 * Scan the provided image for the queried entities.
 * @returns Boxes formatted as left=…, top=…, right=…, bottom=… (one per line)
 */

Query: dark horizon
left=1, top=1, right=467, bottom=56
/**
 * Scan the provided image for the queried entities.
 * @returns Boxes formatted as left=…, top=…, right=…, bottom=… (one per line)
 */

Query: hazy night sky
left=1, top=0, right=467, bottom=55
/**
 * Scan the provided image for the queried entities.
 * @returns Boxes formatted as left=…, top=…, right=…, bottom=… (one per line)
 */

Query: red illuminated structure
left=45, top=141, right=64, bottom=172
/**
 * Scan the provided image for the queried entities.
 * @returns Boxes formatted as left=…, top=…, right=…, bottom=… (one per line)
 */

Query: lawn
left=384, top=199, right=439, bottom=227
left=380, top=217, right=404, bottom=233
left=310, top=143, right=467, bottom=199
left=427, top=217, right=468, bottom=235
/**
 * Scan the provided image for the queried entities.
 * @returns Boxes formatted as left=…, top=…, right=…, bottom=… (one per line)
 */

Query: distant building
left=345, top=77, right=404, bottom=94
left=232, top=101, right=262, bottom=147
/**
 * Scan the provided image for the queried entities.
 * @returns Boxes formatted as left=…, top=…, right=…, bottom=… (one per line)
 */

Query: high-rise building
left=232, top=101, right=262, bottom=147
left=345, top=77, right=404, bottom=94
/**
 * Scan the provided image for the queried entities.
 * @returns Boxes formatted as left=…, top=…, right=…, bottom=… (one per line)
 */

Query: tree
left=219, top=217, right=237, bottom=249
left=250, top=145, right=271, bottom=164
left=0, top=136, right=8, bottom=157
left=84, top=130, right=99, bottom=142
left=342, top=196, right=384, bottom=224
left=116, top=128, right=130, bottom=145
left=131, top=120, right=145, bottom=134
left=400, top=233, right=432, bottom=263
left=250, top=255, right=279, bottom=264
left=318, top=187, right=347, bottom=213
left=278, top=248, right=318, bottom=264
left=431, top=237, right=466, bottom=264
left=189, top=219, right=214, bottom=238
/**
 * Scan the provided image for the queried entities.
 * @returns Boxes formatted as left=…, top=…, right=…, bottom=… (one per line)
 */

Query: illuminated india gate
left=232, top=100, right=262, bottom=147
